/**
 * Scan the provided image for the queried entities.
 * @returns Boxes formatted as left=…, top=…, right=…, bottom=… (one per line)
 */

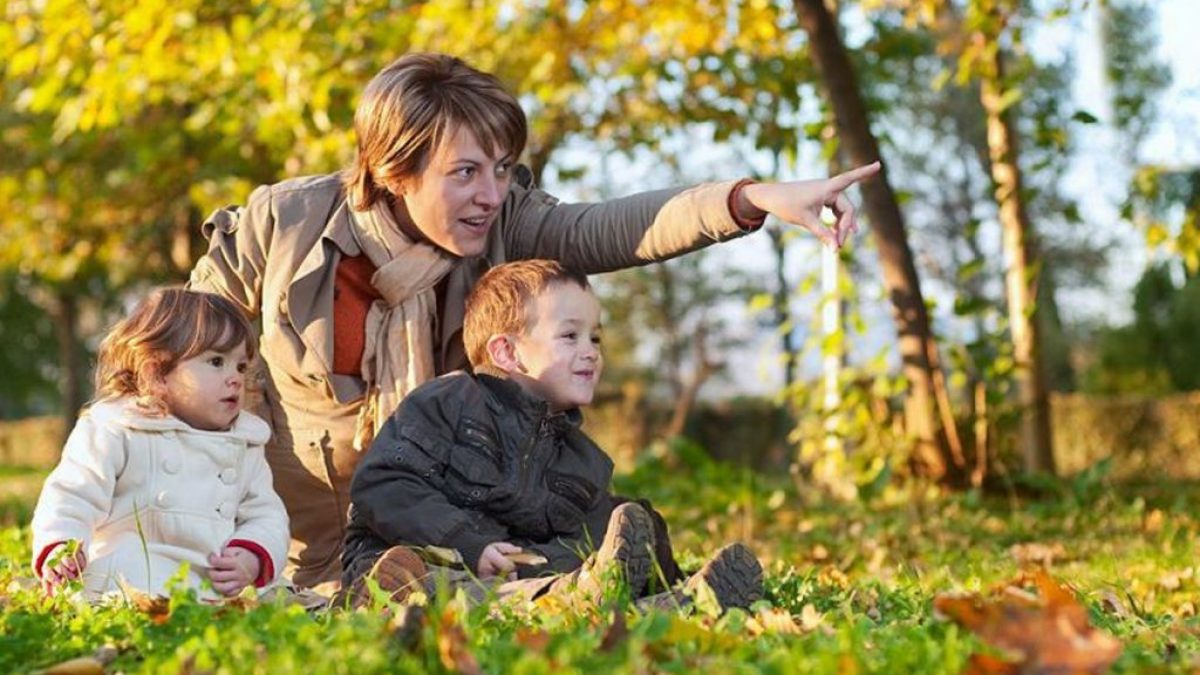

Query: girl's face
left=394, top=126, right=514, bottom=257
left=161, top=342, right=248, bottom=431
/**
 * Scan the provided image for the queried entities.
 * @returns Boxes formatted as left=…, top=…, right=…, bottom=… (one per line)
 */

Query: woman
left=189, top=52, right=879, bottom=593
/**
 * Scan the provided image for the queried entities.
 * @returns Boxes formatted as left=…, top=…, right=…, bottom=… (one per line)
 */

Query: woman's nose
left=475, top=174, right=504, bottom=208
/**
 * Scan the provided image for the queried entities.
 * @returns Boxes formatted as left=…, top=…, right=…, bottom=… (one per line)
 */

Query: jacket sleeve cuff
left=34, top=541, right=68, bottom=578
left=727, top=179, right=766, bottom=231
left=228, top=539, right=275, bottom=587
left=439, top=523, right=497, bottom=576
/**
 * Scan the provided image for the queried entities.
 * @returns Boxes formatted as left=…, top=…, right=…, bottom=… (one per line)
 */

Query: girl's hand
left=477, top=542, right=520, bottom=581
left=207, top=547, right=261, bottom=596
left=42, top=540, right=87, bottom=595
left=738, top=161, right=882, bottom=249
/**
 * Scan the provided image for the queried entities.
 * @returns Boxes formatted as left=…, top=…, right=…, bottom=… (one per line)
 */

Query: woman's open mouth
left=460, top=216, right=490, bottom=232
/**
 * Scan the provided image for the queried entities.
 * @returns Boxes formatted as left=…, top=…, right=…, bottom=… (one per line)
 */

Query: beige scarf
left=349, top=200, right=454, bottom=451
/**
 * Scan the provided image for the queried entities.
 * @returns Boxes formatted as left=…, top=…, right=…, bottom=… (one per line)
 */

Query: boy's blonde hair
left=94, top=288, right=255, bottom=415
left=463, top=260, right=591, bottom=369
left=342, top=53, right=528, bottom=212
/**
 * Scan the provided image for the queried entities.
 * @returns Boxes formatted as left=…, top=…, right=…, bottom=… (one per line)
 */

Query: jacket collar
left=472, top=365, right=583, bottom=429
left=87, top=398, right=272, bottom=444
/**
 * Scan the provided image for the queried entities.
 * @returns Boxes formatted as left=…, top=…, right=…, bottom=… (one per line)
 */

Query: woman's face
left=395, top=127, right=515, bottom=258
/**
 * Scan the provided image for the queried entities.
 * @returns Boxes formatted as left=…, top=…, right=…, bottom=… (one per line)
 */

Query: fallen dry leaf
left=44, top=645, right=119, bottom=675
left=1008, top=542, right=1067, bottom=568
left=798, top=603, right=825, bottom=632
left=747, top=607, right=804, bottom=636
left=963, top=652, right=1019, bottom=675
left=934, top=570, right=1122, bottom=674
left=43, top=657, right=106, bottom=675
left=817, top=566, right=849, bottom=588
left=388, top=604, right=426, bottom=650
left=515, top=628, right=552, bottom=652
left=598, top=609, right=629, bottom=652
left=1143, top=509, right=1165, bottom=534
left=436, top=606, right=481, bottom=675
left=1158, top=567, right=1193, bottom=591
left=503, top=551, right=550, bottom=566
left=117, top=582, right=172, bottom=625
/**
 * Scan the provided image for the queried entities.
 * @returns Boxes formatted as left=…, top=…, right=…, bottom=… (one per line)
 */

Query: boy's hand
left=477, top=542, right=521, bottom=581
left=41, top=540, right=86, bottom=595
left=207, top=547, right=261, bottom=596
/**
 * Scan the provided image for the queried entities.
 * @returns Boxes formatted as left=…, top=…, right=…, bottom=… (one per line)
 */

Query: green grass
left=1, top=445, right=1197, bottom=673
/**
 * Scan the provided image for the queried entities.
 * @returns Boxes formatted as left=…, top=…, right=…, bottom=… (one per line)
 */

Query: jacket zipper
left=462, top=425, right=502, bottom=464
left=516, top=415, right=546, bottom=500
left=553, top=477, right=591, bottom=507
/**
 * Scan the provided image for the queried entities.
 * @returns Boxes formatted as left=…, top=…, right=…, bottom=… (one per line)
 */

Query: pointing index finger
left=828, top=161, right=881, bottom=191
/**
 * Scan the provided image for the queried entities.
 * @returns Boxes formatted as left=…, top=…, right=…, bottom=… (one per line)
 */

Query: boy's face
left=509, top=282, right=603, bottom=411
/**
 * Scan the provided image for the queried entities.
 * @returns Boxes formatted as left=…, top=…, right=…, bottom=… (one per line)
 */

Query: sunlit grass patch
left=1, top=448, right=1198, bottom=673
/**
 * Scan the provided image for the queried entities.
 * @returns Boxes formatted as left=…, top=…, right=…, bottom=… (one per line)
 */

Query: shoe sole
left=369, top=547, right=428, bottom=603
left=598, top=503, right=653, bottom=593
left=692, top=543, right=763, bottom=610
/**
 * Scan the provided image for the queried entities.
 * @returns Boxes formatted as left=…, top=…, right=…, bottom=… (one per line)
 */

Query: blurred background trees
left=2, top=0, right=1196, bottom=490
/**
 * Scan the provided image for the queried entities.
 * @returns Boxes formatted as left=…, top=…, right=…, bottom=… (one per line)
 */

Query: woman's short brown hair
left=94, top=288, right=256, bottom=415
left=343, top=53, right=528, bottom=211
left=463, top=260, right=591, bottom=369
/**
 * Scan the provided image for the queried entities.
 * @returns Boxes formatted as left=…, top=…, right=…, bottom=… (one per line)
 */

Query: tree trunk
left=976, top=34, right=1056, bottom=475
left=768, top=227, right=798, bottom=389
left=48, top=289, right=86, bottom=429
left=793, top=0, right=961, bottom=482
left=665, top=320, right=721, bottom=438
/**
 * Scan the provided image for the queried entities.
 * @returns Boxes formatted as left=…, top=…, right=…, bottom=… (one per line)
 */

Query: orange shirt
left=332, top=255, right=380, bottom=376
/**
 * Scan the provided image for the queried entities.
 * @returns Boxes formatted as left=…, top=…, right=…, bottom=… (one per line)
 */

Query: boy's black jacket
left=343, top=366, right=615, bottom=578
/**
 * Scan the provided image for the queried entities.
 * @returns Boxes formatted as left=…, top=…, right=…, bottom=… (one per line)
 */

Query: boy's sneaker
left=361, top=545, right=427, bottom=606
left=638, top=543, right=763, bottom=614
left=546, top=502, right=654, bottom=605
left=685, top=543, right=763, bottom=611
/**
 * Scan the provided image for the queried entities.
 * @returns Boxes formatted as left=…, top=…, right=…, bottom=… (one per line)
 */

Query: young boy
left=340, top=260, right=761, bottom=609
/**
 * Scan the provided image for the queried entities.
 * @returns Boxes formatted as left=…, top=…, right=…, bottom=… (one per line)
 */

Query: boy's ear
left=485, top=334, right=522, bottom=373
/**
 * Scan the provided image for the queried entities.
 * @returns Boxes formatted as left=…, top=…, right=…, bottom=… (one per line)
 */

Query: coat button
left=217, top=501, right=235, bottom=519
left=155, top=491, right=173, bottom=508
left=162, top=457, right=181, bottom=474
left=219, top=468, right=238, bottom=484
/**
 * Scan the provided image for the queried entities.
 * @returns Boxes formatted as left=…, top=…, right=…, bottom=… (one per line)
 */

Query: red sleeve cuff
left=727, top=178, right=766, bottom=231
left=34, top=541, right=68, bottom=578
left=228, top=539, right=275, bottom=587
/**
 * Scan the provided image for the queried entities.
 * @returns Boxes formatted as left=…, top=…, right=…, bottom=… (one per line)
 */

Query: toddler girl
left=31, top=288, right=289, bottom=599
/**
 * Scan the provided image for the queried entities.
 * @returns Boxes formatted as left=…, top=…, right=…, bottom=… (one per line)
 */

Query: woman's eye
left=496, top=162, right=512, bottom=178
left=455, top=166, right=475, bottom=179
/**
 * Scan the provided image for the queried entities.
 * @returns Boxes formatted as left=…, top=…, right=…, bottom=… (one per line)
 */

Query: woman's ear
left=485, top=334, right=522, bottom=373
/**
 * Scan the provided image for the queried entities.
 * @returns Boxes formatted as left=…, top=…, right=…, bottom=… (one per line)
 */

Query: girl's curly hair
left=94, top=288, right=255, bottom=415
